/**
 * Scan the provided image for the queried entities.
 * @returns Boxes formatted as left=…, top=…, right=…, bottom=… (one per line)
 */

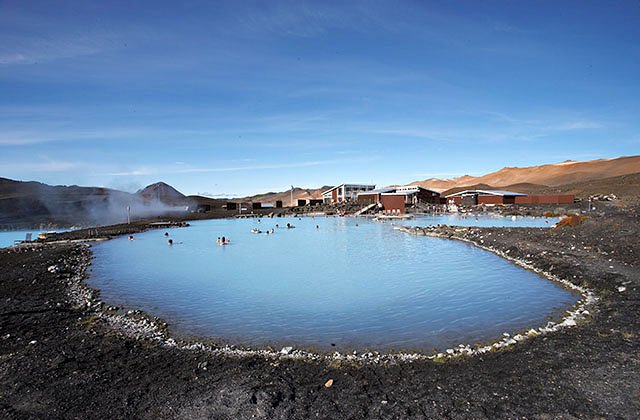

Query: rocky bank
left=1, top=207, right=639, bottom=419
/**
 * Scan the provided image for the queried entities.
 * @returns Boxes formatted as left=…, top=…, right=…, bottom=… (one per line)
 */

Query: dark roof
left=446, top=189, right=528, bottom=198
left=357, top=187, right=396, bottom=195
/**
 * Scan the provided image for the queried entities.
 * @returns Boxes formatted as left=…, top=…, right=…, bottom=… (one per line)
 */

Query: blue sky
left=1, top=0, right=639, bottom=196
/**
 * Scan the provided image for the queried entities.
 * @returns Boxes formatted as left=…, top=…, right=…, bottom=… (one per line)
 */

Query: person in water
left=168, top=239, right=173, bottom=245
left=164, top=232, right=169, bottom=237
left=128, top=235, right=134, bottom=241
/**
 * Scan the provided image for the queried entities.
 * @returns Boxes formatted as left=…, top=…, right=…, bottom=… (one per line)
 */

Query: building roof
left=322, top=185, right=341, bottom=194
left=379, top=185, right=441, bottom=196
left=395, top=185, right=440, bottom=194
left=380, top=192, right=411, bottom=196
left=446, top=189, right=528, bottom=198
left=357, top=187, right=396, bottom=195
left=322, top=184, right=376, bottom=195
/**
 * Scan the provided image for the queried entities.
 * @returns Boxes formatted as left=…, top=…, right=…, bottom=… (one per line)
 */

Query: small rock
left=618, top=286, right=626, bottom=292
left=29, top=340, right=37, bottom=345
left=324, top=379, right=334, bottom=388
left=280, top=346, right=293, bottom=355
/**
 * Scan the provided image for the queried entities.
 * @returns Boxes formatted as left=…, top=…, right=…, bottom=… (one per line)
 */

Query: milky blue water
left=0, top=229, right=68, bottom=248
left=394, top=213, right=561, bottom=228
left=89, top=216, right=577, bottom=351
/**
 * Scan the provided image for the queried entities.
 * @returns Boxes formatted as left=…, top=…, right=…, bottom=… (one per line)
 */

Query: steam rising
left=0, top=178, right=192, bottom=228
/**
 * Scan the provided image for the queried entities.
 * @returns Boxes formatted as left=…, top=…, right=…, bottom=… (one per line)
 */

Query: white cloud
left=0, top=160, right=82, bottom=172
left=97, top=156, right=380, bottom=177
left=555, top=121, right=603, bottom=130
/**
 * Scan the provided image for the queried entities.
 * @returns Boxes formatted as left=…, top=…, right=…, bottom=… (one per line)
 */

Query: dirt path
left=1, top=208, right=639, bottom=419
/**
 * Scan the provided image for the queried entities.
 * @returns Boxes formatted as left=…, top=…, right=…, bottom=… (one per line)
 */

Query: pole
left=291, top=185, right=294, bottom=207
left=127, top=205, right=131, bottom=224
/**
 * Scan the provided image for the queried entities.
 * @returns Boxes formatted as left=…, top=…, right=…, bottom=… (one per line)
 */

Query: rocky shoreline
left=1, top=207, right=639, bottom=419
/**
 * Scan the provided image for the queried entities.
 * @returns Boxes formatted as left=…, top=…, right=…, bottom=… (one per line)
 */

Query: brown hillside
left=413, top=155, right=640, bottom=192
left=243, top=186, right=332, bottom=205
left=536, top=172, right=640, bottom=204
left=137, top=182, right=188, bottom=206
left=439, top=173, right=640, bottom=205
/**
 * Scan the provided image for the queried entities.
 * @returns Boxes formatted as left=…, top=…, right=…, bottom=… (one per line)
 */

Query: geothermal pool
left=0, top=229, right=69, bottom=248
left=90, top=216, right=577, bottom=351
left=396, top=213, right=560, bottom=228
left=0, top=230, right=33, bottom=248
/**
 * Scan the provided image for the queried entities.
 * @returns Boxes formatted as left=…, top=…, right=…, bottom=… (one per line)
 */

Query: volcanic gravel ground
left=0, top=207, right=639, bottom=419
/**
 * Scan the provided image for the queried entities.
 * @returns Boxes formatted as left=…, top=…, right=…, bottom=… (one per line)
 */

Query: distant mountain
left=137, top=181, right=189, bottom=206
left=0, top=178, right=191, bottom=227
left=412, top=155, right=640, bottom=192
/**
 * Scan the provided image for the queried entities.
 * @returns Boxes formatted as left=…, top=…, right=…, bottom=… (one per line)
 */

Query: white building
left=322, top=184, right=376, bottom=204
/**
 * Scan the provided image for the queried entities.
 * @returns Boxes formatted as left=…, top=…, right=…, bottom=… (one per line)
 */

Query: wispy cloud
left=0, top=128, right=134, bottom=145
left=0, top=160, right=82, bottom=172
left=0, top=32, right=116, bottom=66
left=234, top=1, right=350, bottom=38
left=98, top=156, right=380, bottom=177
left=555, top=120, right=603, bottom=130
left=196, top=192, right=241, bottom=198
left=0, top=4, right=120, bottom=67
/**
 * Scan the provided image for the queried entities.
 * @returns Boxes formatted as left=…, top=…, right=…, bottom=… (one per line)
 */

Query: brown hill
left=535, top=172, right=640, bottom=204
left=440, top=173, right=640, bottom=205
left=413, top=155, right=640, bottom=192
left=243, top=186, right=332, bottom=205
left=137, top=182, right=189, bottom=206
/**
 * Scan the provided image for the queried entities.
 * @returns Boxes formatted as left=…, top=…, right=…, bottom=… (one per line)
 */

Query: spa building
left=322, top=184, right=376, bottom=204
left=358, top=185, right=443, bottom=215
left=446, top=190, right=575, bottom=206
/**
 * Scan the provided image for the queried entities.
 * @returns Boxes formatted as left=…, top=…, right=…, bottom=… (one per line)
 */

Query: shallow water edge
left=65, top=222, right=596, bottom=364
